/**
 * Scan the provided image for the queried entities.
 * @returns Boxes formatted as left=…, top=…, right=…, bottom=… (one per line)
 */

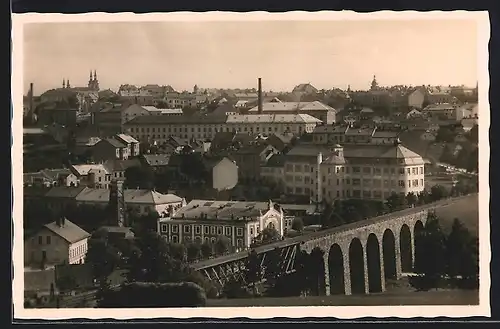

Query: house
left=247, top=101, right=336, bottom=124
left=23, top=169, right=78, bottom=188
left=43, top=186, right=86, bottom=214
left=420, top=131, right=437, bottom=142
left=75, top=188, right=186, bottom=217
left=371, top=131, right=401, bottom=145
left=406, top=109, right=423, bottom=119
left=264, top=133, right=295, bottom=153
left=260, top=154, right=286, bottom=185
left=103, top=158, right=142, bottom=180
left=69, top=164, right=112, bottom=189
left=232, top=143, right=279, bottom=181
left=461, top=118, right=478, bottom=132
left=157, top=199, right=285, bottom=249
left=93, top=103, right=149, bottom=135
left=114, top=134, right=140, bottom=157
left=407, top=88, right=426, bottom=109
left=141, top=154, right=172, bottom=173
left=292, top=83, right=318, bottom=97
left=24, top=217, right=90, bottom=267
left=204, top=156, right=239, bottom=191
left=92, top=138, right=129, bottom=162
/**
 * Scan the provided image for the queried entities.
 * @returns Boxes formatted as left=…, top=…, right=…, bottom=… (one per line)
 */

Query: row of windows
left=167, top=235, right=245, bottom=247
left=286, top=185, right=423, bottom=198
left=161, top=223, right=244, bottom=237
left=286, top=164, right=425, bottom=175
left=287, top=176, right=424, bottom=188
left=70, top=244, right=87, bottom=259
left=129, top=124, right=306, bottom=135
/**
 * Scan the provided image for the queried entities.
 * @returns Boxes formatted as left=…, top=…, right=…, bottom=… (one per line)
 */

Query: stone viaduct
left=193, top=197, right=466, bottom=296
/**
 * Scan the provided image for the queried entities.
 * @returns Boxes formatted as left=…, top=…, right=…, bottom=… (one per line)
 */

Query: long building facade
left=123, top=113, right=321, bottom=143
left=264, top=140, right=425, bottom=203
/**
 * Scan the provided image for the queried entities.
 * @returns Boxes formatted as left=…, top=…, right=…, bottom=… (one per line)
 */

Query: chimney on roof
left=258, top=78, right=263, bottom=114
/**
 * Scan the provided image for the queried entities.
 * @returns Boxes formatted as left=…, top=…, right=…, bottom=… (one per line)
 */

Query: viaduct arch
left=301, top=210, right=428, bottom=296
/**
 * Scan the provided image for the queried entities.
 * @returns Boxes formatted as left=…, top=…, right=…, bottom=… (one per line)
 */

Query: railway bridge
left=193, top=197, right=468, bottom=296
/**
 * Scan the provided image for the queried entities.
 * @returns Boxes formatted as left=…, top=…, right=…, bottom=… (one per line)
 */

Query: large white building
left=247, top=100, right=337, bottom=124
left=274, top=141, right=425, bottom=203
left=158, top=200, right=288, bottom=250
left=123, top=113, right=322, bottom=143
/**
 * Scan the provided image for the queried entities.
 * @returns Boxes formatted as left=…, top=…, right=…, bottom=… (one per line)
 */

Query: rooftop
left=115, top=133, right=139, bottom=144
left=70, top=164, right=110, bottom=176
left=248, top=101, right=334, bottom=113
left=226, top=113, right=322, bottom=124
left=172, top=200, right=273, bottom=221
left=75, top=188, right=183, bottom=205
left=43, top=219, right=90, bottom=244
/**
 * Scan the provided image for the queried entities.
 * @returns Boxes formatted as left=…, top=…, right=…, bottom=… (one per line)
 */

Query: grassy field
left=433, top=194, right=479, bottom=236
left=206, top=289, right=479, bottom=307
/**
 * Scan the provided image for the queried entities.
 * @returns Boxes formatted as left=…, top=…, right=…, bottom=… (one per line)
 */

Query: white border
left=12, top=11, right=491, bottom=319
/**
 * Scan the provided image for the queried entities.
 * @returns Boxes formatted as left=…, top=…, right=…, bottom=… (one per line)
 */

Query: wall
left=24, top=228, right=70, bottom=267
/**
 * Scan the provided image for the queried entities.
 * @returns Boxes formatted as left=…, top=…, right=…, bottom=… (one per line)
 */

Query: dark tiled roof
left=142, top=154, right=171, bottom=166
left=44, top=219, right=90, bottom=244
left=102, top=138, right=126, bottom=148
left=263, top=154, right=286, bottom=167
left=44, top=186, right=86, bottom=198
left=104, top=158, right=142, bottom=172
left=124, top=114, right=228, bottom=125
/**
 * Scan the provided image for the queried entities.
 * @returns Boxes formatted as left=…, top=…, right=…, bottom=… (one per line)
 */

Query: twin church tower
left=61, top=70, right=100, bottom=91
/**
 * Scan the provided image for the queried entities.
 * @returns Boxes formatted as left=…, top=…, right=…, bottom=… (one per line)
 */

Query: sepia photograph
left=12, top=11, right=490, bottom=319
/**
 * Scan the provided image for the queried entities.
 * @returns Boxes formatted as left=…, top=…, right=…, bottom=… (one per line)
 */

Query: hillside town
left=23, top=73, right=479, bottom=308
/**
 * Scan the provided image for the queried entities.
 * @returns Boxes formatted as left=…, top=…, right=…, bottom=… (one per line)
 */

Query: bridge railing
left=192, top=194, right=475, bottom=270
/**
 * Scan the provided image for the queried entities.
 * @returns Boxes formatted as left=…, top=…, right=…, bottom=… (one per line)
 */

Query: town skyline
left=23, top=19, right=478, bottom=95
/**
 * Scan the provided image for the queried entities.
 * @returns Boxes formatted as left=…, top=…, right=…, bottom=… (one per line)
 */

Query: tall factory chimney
left=258, top=77, right=263, bottom=114
left=29, top=83, right=34, bottom=115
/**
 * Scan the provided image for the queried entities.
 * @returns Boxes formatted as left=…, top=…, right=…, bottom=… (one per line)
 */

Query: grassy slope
left=434, top=194, right=479, bottom=236
left=207, top=289, right=478, bottom=307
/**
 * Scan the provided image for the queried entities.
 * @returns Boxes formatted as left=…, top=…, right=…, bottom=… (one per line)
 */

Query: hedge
left=98, top=282, right=207, bottom=308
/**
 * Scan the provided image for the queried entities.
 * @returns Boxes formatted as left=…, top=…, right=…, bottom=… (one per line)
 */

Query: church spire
left=370, top=75, right=378, bottom=91
left=62, top=79, right=66, bottom=88
left=66, top=79, right=71, bottom=88
left=94, top=70, right=97, bottom=80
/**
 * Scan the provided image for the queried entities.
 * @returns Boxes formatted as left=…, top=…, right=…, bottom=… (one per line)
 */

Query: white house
left=24, top=218, right=90, bottom=267
left=408, top=88, right=426, bottom=109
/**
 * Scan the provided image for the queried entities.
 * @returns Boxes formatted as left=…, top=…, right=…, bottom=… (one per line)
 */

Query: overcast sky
left=23, top=19, right=478, bottom=95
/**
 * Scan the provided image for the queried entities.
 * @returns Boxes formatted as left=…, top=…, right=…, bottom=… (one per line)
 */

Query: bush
left=98, top=282, right=207, bottom=308
left=222, top=278, right=252, bottom=299
left=408, top=274, right=443, bottom=291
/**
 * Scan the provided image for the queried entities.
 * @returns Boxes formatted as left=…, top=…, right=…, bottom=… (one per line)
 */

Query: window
left=172, top=235, right=178, bottom=243
left=171, top=225, right=178, bottom=233
left=46, top=236, right=51, bottom=244
left=398, top=180, right=405, bottom=187
left=225, top=226, right=232, bottom=236
left=183, top=225, right=191, bottom=234
left=161, top=224, right=167, bottom=233
left=195, top=225, right=201, bottom=235
left=352, top=166, right=360, bottom=173
left=390, top=167, right=396, bottom=174
left=38, top=236, right=43, bottom=245
left=211, top=226, right=216, bottom=235
left=363, top=167, right=371, bottom=174
left=374, top=167, right=381, bottom=175
left=217, top=226, right=223, bottom=235
left=204, top=237, right=210, bottom=243
left=210, top=237, right=216, bottom=244
left=250, top=227, right=254, bottom=235
left=352, top=179, right=360, bottom=186
left=407, top=168, right=411, bottom=174
left=236, top=228, right=243, bottom=236
left=204, top=226, right=209, bottom=234
left=237, top=239, right=243, bottom=247
left=420, top=167, right=424, bottom=175
left=399, top=168, right=405, bottom=174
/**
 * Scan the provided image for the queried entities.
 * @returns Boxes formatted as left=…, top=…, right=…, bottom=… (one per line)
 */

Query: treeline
left=320, top=185, right=452, bottom=230
left=410, top=213, right=479, bottom=291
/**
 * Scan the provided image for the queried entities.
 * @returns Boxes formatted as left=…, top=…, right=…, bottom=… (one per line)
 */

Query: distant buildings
left=123, top=113, right=321, bottom=143
left=247, top=101, right=336, bottom=124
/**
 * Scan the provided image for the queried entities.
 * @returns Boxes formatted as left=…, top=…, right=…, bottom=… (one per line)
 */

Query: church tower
left=370, top=75, right=379, bottom=91
left=62, top=79, right=66, bottom=89
left=66, top=79, right=71, bottom=89
left=87, top=69, right=100, bottom=91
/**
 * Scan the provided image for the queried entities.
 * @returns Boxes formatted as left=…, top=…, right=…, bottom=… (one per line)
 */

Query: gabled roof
left=70, top=164, right=110, bottom=176
left=263, top=154, right=286, bottom=168
left=75, top=187, right=183, bottom=204
left=103, top=159, right=142, bottom=172
left=45, top=186, right=86, bottom=198
left=142, top=154, right=171, bottom=166
left=100, top=138, right=126, bottom=148
left=115, top=134, right=139, bottom=144
left=43, top=219, right=90, bottom=244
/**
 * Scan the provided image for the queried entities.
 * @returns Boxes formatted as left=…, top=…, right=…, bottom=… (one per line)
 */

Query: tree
left=291, top=218, right=304, bottom=232
left=214, top=235, right=232, bottom=256
left=85, top=237, right=121, bottom=284
left=446, top=218, right=479, bottom=280
left=166, top=242, right=187, bottom=262
left=430, top=184, right=448, bottom=202
left=466, top=124, right=478, bottom=144
left=187, top=243, right=202, bottom=262
left=386, top=192, right=407, bottom=212
left=245, top=249, right=262, bottom=295
left=417, top=189, right=431, bottom=205
left=308, top=247, right=326, bottom=295
left=200, top=242, right=213, bottom=259
left=264, top=247, right=282, bottom=287
left=124, top=166, right=155, bottom=190
left=258, top=227, right=281, bottom=244
left=413, top=212, right=447, bottom=288
left=435, top=127, right=456, bottom=143
left=406, top=192, right=418, bottom=207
